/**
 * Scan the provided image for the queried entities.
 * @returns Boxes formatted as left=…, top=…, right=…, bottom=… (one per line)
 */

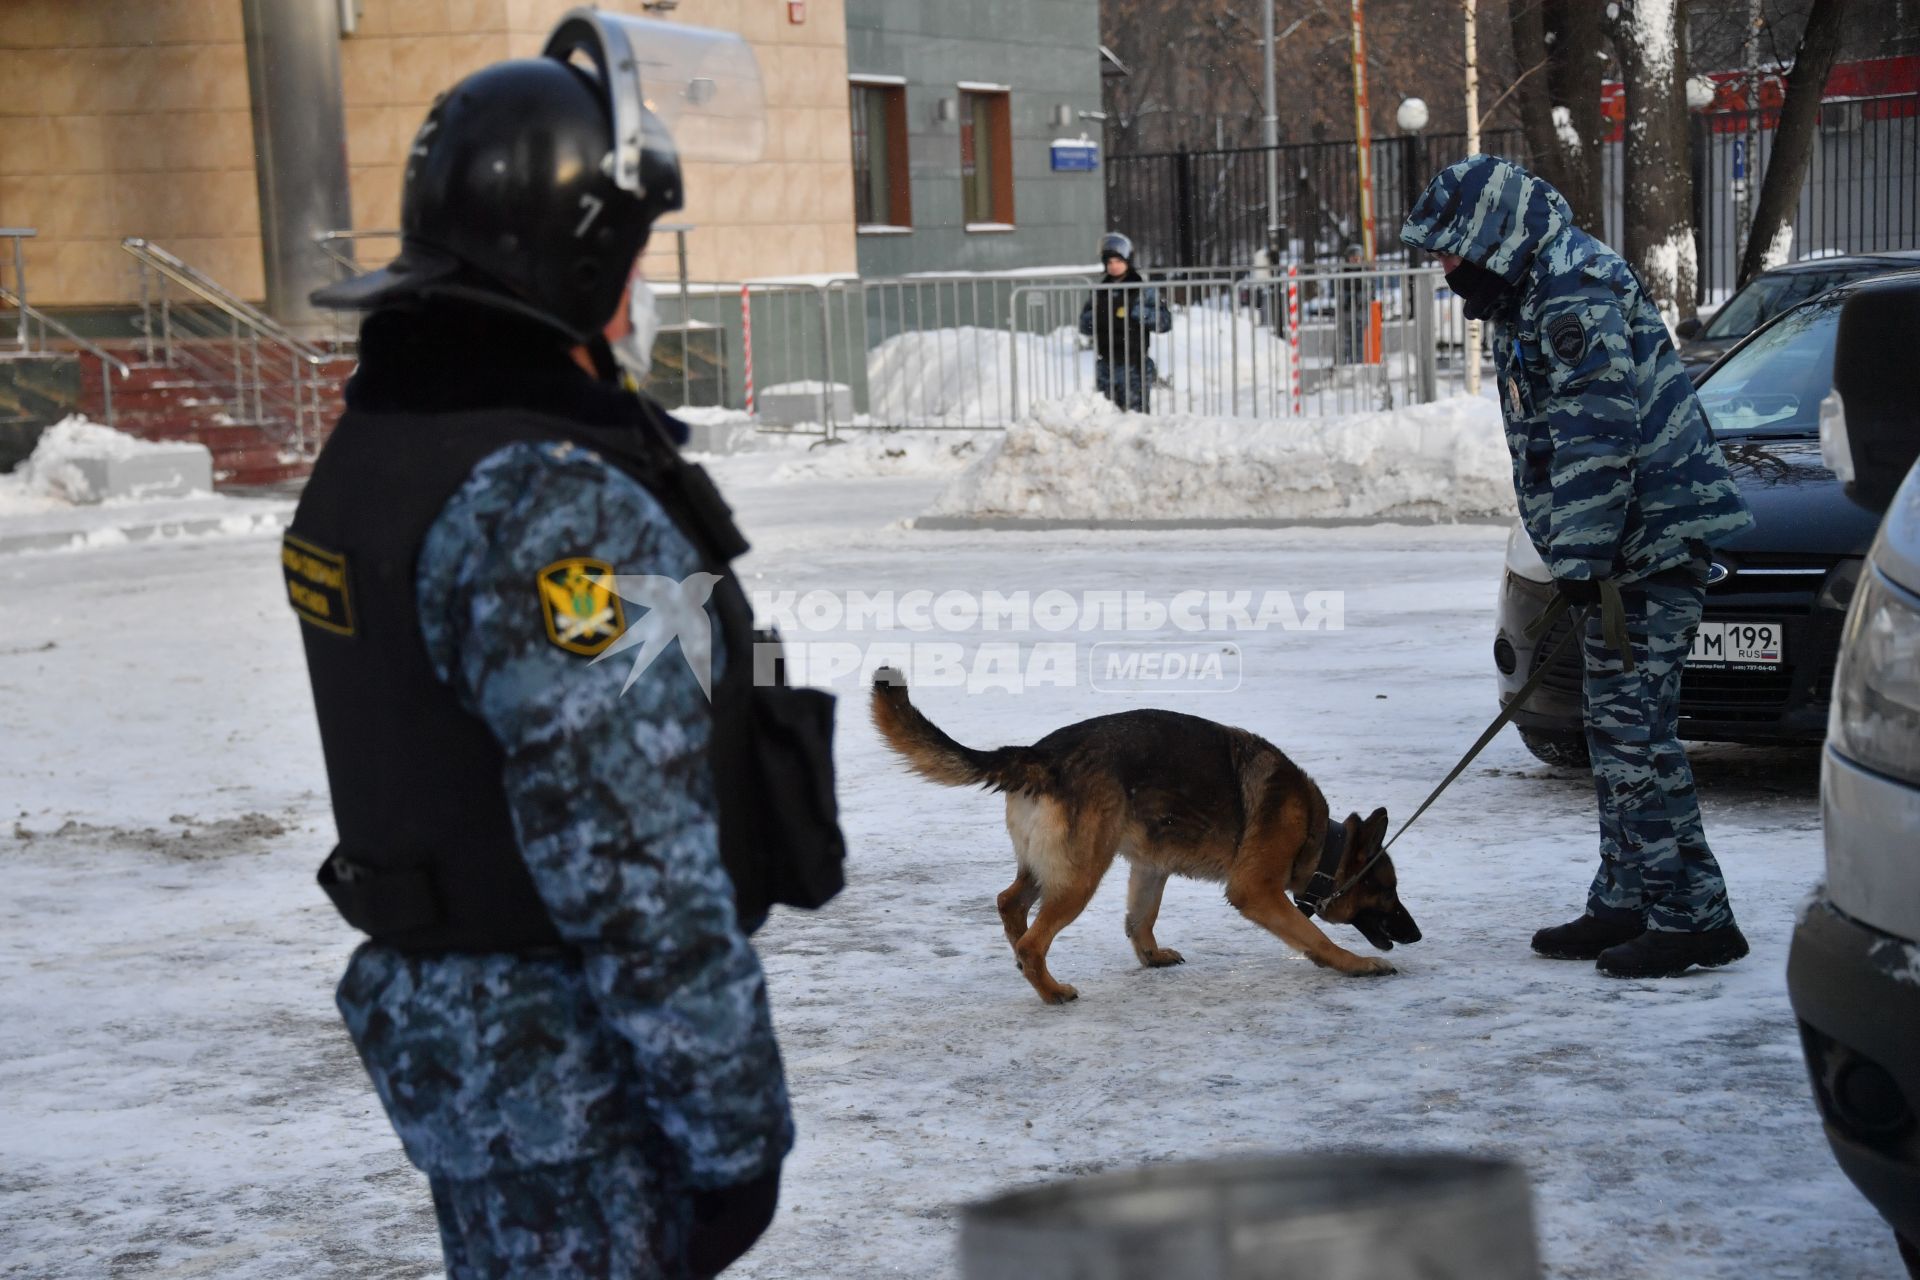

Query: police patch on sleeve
left=538, top=558, right=626, bottom=656
left=282, top=534, right=355, bottom=637
left=1547, top=313, right=1588, bottom=365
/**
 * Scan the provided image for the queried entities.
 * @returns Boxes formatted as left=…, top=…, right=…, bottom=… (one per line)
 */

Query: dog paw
left=1139, top=948, right=1185, bottom=968
left=1347, top=957, right=1397, bottom=977
left=1040, top=984, right=1080, bottom=1004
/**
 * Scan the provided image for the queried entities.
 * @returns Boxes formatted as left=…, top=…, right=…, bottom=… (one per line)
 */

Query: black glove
left=1554, top=576, right=1603, bottom=607
left=687, top=1165, right=781, bottom=1279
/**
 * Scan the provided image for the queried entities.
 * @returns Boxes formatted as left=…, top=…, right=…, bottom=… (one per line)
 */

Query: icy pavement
left=0, top=456, right=1900, bottom=1278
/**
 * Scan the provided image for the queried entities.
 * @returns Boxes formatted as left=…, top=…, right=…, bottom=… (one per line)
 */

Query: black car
left=1492, top=273, right=1907, bottom=767
left=1675, top=250, right=1920, bottom=383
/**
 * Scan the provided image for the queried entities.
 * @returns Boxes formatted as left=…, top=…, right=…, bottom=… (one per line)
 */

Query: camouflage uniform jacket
left=335, top=438, right=794, bottom=1190
left=1401, top=155, right=1754, bottom=583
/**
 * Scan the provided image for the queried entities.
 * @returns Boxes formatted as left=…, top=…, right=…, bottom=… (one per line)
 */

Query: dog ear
left=1361, top=807, right=1389, bottom=848
left=1342, top=812, right=1364, bottom=851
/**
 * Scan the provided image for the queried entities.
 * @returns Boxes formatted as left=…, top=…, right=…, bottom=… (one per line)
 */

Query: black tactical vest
left=284, top=403, right=843, bottom=952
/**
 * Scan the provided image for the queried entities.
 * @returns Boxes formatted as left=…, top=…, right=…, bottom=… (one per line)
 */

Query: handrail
left=121, top=237, right=328, bottom=365
left=312, top=228, right=401, bottom=278
left=121, top=237, right=344, bottom=452
left=0, top=285, right=131, bottom=377
left=0, top=282, right=132, bottom=424
left=3, top=227, right=35, bottom=349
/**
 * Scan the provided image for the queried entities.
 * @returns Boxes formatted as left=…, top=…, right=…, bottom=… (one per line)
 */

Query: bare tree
left=1736, top=0, right=1852, bottom=285
left=1604, top=0, right=1699, bottom=324
left=1100, top=0, right=1527, bottom=155
left=1509, top=0, right=1609, bottom=224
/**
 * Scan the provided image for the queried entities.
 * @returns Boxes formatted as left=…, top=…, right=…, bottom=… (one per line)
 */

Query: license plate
left=1689, top=621, right=1784, bottom=667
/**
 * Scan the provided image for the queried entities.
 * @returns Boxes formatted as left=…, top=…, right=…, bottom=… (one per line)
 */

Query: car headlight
left=1504, top=520, right=1552, bottom=585
left=1819, top=389, right=1853, bottom=484
left=1829, top=566, right=1920, bottom=786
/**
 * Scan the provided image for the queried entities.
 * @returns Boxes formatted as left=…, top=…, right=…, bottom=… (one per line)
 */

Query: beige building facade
left=0, top=0, right=859, bottom=311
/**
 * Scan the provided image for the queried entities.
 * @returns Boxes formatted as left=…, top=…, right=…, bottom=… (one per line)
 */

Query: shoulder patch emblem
left=538, top=558, right=626, bottom=657
left=1547, top=313, right=1588, bottom=364
left=282, top=534, right=355, bottom=637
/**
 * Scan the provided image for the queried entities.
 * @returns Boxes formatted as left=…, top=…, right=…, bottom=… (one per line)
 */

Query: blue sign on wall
left=1051, top=140, right=1099, bottom=172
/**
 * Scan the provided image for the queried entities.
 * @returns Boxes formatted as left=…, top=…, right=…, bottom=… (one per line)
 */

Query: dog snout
left=1387, top=907, right=1422, bottom=945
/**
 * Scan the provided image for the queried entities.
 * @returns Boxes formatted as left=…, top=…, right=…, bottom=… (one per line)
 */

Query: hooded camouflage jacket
left=1401, top=156, right=1753, bottom=583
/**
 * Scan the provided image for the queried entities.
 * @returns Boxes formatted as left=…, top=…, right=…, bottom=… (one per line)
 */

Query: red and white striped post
left=740, top=283, right=755, bottom=415
left=1286, top=263, right=1302, bottom=417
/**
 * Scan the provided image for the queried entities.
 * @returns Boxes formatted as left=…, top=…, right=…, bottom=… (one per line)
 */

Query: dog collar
left=1294, top=824, right=1346, bottom=919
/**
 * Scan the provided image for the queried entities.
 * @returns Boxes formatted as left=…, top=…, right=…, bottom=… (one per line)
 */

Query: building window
left=851, top=81, right=911, bottom=229
left=959, top=88, right=1014, bottom=228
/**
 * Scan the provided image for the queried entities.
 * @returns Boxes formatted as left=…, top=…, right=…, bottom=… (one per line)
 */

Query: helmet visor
left=543, top=10, right=766, bottom=189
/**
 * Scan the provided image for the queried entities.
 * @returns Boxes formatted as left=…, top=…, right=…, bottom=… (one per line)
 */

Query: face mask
left=1444, top=258, right=1511, bottom=322
left=610, top=276, right=660, bottom=383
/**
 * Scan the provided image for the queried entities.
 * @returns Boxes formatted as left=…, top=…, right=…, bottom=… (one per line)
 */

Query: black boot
left=1596, top=924, right=1749, bottom=978
left=1531, top=913, right=1645, bottom=960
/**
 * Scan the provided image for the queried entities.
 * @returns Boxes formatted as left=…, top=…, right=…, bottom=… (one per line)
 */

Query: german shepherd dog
left=870, top=669, right=1422, bottom=1004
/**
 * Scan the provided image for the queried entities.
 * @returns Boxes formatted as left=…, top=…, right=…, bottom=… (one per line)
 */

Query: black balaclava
left=1444, top=257, right=1512, bottom=321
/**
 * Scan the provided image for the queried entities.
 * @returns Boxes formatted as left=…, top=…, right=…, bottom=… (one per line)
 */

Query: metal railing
left=3, top=227, right=35, bottom=351
left=1005, top=265, right=1453, bottom=423
left=313, top=227, right=401, bottom=279
left=0, top=282, right=133, bottom=425
left=644, top=263, right=1463, bottom=435
left=122, top=237, right=334, bottom=453
left=292, top=226, right=1470, bottom=434
left=1693, top=96, right=1920, bottom=297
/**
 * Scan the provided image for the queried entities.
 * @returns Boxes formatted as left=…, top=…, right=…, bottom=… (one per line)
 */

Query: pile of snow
left=769, top=431, right=997, bottom=482
left=0, top=417, right=209, bottom=512
left=926, top=393, right=1512, bottom=522
left=864, top=305, right=1304, bottom=429
left=671, top=405, right=755, bottom=430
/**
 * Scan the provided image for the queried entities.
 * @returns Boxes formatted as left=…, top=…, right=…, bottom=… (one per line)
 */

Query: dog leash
left=1391, top=575, right=1650, bottom=853
left=1299, top=592, right=1608, bottom=916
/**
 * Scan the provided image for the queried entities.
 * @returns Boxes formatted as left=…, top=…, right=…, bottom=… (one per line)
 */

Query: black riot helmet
left=314, top=10, right=765, bottom=344
left=1100, top=232, right=1134, bottom=264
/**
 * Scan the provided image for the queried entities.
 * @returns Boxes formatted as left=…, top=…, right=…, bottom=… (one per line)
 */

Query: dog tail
left=870, top=667, right=1050, bottom=794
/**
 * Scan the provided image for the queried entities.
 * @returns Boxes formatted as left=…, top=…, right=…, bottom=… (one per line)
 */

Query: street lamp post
left=1463, top=0, right=1481, bottom=396
left=1262, top=0, right=1280, bottom=264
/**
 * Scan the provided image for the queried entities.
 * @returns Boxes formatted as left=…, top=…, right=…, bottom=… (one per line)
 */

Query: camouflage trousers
left=1094, top=359, right=1154, bottom=413
left=1580, top=563, right=1735, bottom=932
left=428, top=1148, right=693, bottom=1280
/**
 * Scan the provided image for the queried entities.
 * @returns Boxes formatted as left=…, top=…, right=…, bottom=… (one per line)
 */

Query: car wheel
left=1518, top=727, right=1590, bottom=768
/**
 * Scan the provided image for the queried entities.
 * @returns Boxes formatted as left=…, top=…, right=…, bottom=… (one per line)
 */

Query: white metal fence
left=645, top=262, right=1472, bottom=437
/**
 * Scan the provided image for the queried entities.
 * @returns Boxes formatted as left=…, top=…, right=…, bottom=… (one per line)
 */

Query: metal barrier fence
left=644, top=263, right=1465, bottom=434
left=1006, top=267, right=1455, bottom=422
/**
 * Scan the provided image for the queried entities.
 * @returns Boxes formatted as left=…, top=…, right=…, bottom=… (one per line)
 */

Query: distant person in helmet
left=287, top=15, right=841, bottom=1277
left=1079, top=232, right=1172, bottom=412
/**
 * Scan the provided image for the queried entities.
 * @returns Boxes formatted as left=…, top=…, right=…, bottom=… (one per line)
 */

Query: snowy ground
left=0, top=449, right=1901, bottom=1278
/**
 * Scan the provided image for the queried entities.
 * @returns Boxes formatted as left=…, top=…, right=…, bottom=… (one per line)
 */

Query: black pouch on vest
left=746, top=681, right=845, bottom=911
